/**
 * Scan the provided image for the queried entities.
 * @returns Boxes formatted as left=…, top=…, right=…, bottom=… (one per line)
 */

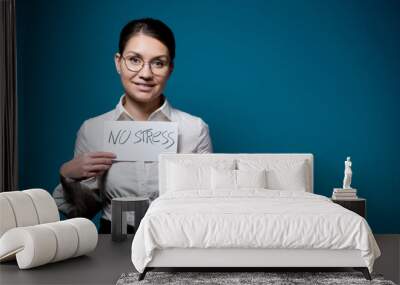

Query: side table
left=331, top=197, right=366, bottom=218
left=111, top=197, right=149, bottom=241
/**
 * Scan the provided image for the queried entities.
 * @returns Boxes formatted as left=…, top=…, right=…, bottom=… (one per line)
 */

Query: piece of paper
left=103, top=121, right=178, bottom=161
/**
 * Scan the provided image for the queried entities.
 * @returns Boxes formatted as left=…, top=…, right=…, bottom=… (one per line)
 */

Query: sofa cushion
left=0, top=218, right=97, bottom=269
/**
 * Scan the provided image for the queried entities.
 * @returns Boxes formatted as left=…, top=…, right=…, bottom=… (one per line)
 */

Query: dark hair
left=119, top=18, right=175, bottom=64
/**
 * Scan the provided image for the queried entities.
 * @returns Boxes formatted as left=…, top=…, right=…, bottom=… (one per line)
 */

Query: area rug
left=116, top=271, right=396, bottom=285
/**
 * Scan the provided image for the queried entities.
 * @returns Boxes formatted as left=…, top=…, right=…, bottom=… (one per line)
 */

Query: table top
left=113, top=196, right=149, bottom=202
left=0, top=235, right=134, bottom=285
left=331, top=197, right=366, bottom=202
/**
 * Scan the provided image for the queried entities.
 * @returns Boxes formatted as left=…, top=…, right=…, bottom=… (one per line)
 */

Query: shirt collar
left=115, top=94, right=172, bottom=121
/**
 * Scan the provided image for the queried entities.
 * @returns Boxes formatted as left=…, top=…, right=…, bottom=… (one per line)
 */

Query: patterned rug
left=116, top=271, right=396, bottom=285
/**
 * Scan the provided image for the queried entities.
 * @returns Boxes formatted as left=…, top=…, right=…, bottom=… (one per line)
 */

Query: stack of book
left=332, top=188, right=357, bottom=200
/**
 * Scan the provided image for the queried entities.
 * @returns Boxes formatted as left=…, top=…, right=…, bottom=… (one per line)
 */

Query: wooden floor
left=0, top=234, right=399, bottom=284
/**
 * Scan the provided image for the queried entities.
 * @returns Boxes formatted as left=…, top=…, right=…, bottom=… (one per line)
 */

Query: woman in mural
left=53, top=18, right=213, bottom=233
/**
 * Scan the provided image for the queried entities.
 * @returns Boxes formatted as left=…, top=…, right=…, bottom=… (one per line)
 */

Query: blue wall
left=16, top=0, right=400, bottom=233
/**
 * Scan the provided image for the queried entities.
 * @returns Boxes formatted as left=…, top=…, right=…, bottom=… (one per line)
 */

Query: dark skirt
left=98, top=218, right=135, bottom=234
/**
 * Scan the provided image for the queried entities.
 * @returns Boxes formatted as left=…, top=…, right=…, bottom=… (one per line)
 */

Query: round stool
left=111, top=197, right=149, bottom=242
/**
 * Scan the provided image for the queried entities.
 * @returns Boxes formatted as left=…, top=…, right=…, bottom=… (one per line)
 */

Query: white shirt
left=52, top=95, right=213, bottom=223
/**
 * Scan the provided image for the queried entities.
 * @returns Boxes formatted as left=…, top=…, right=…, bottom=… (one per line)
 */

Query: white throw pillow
left=236, top=169, right=267, bottom=188
left=238, top=159, right=309, bottom=191
left=211, top=168, right=236, bottom=189
left=166, top=159, right=235, bottom=191
left=211, top=168, right=267, bottom=190
left=168, top=163, right=211, bottom=191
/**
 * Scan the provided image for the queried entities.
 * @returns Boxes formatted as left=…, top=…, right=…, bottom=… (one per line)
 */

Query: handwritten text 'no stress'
left=108, top=128, right=176, bottom=149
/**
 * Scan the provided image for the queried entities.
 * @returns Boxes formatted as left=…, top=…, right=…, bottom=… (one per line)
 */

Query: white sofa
left=0, top=189, right=98, bottom=269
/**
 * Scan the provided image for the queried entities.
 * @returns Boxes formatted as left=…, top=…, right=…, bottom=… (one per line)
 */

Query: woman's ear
left=114, top=53, right=121, bottom=74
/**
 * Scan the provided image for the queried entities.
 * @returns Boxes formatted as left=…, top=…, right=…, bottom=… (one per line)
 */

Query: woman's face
left=115, top=33, right=173, bottom=104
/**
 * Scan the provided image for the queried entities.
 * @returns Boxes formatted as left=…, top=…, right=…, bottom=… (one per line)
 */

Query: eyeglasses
left=121, top=55, right=170, bottom=76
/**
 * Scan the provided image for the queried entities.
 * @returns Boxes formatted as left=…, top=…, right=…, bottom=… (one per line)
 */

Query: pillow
left=166, top=159, right=235, bottom=192
left=237, top=159, right=309, bottom=191
left=236, top=169, right=267, bottom=188
left=211, top=168, right=236, bottom=189
left=167, top=163, right=211, bottom=191
left=211, top=168, right=267, bottom=190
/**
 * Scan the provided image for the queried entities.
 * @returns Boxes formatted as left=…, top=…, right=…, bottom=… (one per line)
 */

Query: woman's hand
left=60, top=152, right=116, bottom=180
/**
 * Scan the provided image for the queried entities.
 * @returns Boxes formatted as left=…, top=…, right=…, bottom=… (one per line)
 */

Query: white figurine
left=342, top=156, right=352, bottom=189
